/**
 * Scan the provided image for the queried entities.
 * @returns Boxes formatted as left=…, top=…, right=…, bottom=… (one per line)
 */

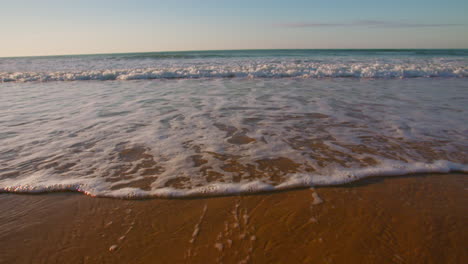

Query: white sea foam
left=0, top=78, right=467, bottom=198
left=1, top=62, right=467, bottom=82
left=2, top=50, right=468, bottom=82
left=0, top=160, right=466, bottom=198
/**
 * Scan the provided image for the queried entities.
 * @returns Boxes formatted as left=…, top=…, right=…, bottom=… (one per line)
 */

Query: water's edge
left=1, top=161, right=466, bottom=199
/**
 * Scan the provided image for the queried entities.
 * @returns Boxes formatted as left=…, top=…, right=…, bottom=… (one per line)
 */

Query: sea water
left=0, top=50, right=467, bottom=198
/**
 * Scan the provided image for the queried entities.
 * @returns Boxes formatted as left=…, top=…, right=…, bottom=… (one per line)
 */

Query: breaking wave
left=1, top=62, right=467, bottom=82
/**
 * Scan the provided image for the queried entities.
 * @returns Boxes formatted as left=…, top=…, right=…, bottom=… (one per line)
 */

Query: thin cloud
left=279, top=20, right=463, bottom=28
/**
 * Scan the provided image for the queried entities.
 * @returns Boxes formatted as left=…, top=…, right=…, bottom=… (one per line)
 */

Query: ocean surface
left=0, top=50, right=467, bottom=198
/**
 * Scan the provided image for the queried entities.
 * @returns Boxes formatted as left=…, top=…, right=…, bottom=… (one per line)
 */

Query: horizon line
left=1, top=48, right=468, bottom=59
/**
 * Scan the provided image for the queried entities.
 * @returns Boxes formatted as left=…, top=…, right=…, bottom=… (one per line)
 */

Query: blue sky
left=1, top=0, right=467, bottom=56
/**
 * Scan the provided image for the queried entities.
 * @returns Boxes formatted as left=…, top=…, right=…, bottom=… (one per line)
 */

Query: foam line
left=1, top=63, right=467, bottom=82
left=1, top=161, right=466, bottom=199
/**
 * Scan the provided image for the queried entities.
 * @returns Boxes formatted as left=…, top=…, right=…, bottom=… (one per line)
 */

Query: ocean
left=0, top=49, right=467, bottom=198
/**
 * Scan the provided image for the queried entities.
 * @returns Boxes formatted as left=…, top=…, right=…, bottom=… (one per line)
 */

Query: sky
left=1, top=0, right=467, bottom=57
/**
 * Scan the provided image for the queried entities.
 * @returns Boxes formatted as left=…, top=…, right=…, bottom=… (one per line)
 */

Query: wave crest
left=1, top=63, right=467, bottom=82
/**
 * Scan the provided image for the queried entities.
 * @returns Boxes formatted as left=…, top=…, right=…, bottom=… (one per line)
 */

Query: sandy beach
left=1, top=173, right=466, bottom=264
left=1, top=0, right=468, bottom=262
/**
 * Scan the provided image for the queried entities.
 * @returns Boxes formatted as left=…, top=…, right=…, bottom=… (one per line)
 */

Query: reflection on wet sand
left=1, top=173, right=466, bottom=264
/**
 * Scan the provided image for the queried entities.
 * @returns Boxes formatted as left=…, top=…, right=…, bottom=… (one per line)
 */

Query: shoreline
left=2, top=160, right=466, bottom=199
left=1, top=173, right=466, bottom=263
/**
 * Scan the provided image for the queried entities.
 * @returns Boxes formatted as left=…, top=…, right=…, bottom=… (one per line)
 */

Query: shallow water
left=1, top=77, right=467, bottom=197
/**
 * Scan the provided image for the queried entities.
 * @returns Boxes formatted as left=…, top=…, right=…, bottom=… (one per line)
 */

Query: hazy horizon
left=1, top=48, right=468, bottom=59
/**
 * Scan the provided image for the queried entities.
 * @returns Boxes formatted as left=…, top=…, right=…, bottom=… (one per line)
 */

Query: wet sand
left=0, top=173, right=466, bottom=264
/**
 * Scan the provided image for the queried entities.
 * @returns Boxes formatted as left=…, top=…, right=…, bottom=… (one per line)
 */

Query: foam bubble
left=0, top=78, right=467, bottom=198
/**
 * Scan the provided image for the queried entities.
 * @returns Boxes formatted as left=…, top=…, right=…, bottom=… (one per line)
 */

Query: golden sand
left=0, top=173, right=466, bottom=264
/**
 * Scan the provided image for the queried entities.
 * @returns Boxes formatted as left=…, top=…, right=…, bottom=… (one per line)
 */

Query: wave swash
left=1, top=51, right=467, bottom=198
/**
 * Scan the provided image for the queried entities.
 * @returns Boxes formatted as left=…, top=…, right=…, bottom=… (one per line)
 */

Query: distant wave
left=1, top=63, right=467, bottom=82
left=83, top=49, right=468, bottom=60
